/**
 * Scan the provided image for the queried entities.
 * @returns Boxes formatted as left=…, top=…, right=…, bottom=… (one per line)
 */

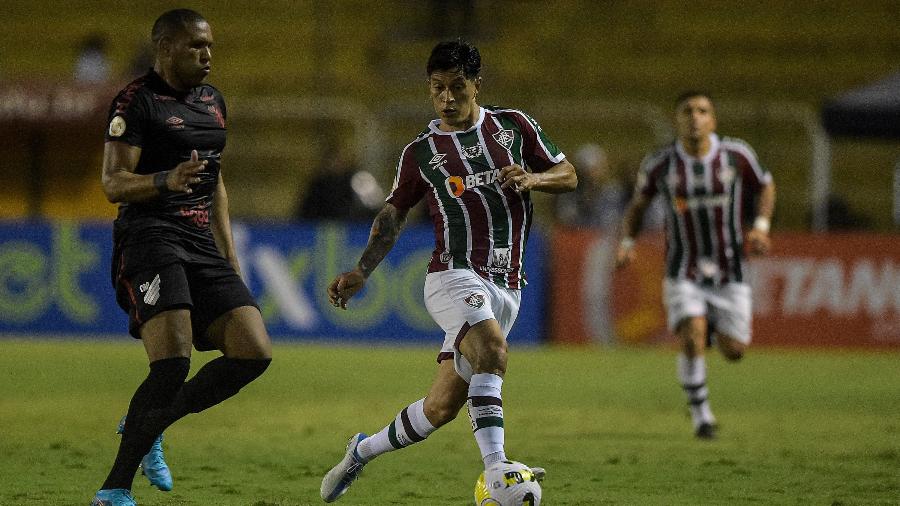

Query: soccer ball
left=474, top=460, right=542, bottom=506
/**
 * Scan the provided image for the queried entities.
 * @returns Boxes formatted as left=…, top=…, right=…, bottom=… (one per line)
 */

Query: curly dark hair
left=426, top=39, right=482, bottom=79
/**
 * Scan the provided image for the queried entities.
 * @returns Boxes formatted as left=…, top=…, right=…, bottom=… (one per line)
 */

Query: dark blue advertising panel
left=0, top=221, right=546, bottom=344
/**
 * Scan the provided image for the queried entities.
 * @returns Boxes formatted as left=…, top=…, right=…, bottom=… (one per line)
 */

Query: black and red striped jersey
left=636, top=134, right=773, bottom=284
left=105, top=69, right=227, bottom=247
left=387, top=106, right=566, bottom=289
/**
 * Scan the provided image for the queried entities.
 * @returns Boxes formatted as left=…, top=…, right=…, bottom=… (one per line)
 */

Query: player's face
left=167, top=21, right=213, bottom=89
left=429, top=69, right=480, bottom=131
left=675, top=96, right=717, bottom=143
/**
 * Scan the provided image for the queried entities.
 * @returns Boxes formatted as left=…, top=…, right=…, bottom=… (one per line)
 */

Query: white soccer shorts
left=663, top=278, right=752, bottom=344
left=423, top=268, right=521, bottom=382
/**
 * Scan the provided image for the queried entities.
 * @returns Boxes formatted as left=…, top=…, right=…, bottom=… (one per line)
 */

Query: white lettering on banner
left=254, top=246, right=318, bottom=329
left=749, top=258, right=900, bottom=317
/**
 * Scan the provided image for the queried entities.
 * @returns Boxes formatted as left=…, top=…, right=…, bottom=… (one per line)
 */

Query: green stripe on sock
left=387, top=421, right=403, bottom=449
left=474, top=416, right=505, bottom=430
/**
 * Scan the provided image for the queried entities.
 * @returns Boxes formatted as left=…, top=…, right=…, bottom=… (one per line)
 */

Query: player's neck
left=681, top=136, right=711, bottom=158
left=153, top=64, right=190, bottom=93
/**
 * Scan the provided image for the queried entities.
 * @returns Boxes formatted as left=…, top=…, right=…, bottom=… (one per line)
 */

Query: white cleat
left=320, top=433, right=368, bottom=503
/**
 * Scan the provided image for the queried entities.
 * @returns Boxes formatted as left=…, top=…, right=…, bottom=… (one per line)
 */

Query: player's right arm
left=101, top=143, right=207, bottom=203
left=328, top=203, right=410, bottom=309
left=615, top=193, right=651, bottom=268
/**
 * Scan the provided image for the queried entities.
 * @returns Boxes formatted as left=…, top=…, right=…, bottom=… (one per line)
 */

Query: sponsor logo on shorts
left=464, top=293, right=485, bottom=309
left=140, top=274, right=161, bottom=305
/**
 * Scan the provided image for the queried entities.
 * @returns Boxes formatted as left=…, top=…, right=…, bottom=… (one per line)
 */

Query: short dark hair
left=675, top=90, right=714, bottom=109
left=427, top=40, right=482, bottom=79
left=151, top=9, right=206, bottom=45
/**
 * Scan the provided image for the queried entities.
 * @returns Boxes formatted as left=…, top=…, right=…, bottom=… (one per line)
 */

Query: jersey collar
left=676, top=133, right=720, bottom=165
left=428, top=106, right=485, bottom=135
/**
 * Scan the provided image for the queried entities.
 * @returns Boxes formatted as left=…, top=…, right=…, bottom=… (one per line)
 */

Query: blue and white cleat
left=117, top=416, right=173, bottom=491
left=141, top=434, right=173, bottom=491
left=90, top=488, right=136, bottom=506
left=320, top=433, right=368, bottom=503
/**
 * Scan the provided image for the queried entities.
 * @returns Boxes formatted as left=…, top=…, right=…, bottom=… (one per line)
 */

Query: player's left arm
left=499, top=159, right=577, bottom=193
left=210, top=169, right=242, bottom=276
left=328, top=203, right=410, bottom=309
left=747, top=180, right=776, bottom=255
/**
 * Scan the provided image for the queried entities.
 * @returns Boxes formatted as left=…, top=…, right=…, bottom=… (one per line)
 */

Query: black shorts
left=112, top=240, right=258, bottom=350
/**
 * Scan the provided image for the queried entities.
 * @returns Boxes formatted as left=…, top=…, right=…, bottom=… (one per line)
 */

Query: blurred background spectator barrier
left=0, top=220, right=545, bottom=344
left=550, top=227, right=900, bottom=348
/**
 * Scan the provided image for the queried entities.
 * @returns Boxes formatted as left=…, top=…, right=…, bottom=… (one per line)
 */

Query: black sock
left=101, top=357, right=190, bottom=491
left=142, top=357, right=271, bottom=435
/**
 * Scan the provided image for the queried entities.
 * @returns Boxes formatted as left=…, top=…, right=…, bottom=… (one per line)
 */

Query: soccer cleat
left=530, top=466, right=546, bottom=483
left=141, top=434, right=173, bottom=491
left=695, top=422, right=717, bottom=440
left=117, top=416, right=173, bottom=491
left=90, top=488, right=136, bottom=506
left=320, top=433, right=369, bottom=503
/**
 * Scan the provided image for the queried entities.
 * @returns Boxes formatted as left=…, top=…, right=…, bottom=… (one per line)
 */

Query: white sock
left=357, top=398, right=436, bottom=462
left=467, top=373, right=506, bottom=467
left=677, top=353, right=716, bottom=429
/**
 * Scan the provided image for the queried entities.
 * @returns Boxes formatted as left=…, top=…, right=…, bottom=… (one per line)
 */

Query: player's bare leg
left=715, top=333, right=746, bottom=362
left=676, top=316, right=718, bottom=439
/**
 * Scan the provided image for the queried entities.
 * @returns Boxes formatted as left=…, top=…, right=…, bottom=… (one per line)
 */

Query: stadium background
left=1, top=2, right=899, bottom=505
left=1, top=0, right=897, bottom=347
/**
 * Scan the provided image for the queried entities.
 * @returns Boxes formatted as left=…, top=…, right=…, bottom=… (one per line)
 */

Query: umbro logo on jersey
left=464, top=293, right=485, bottom=309
left=429, top=153, right=447, bottom=170
left=718, top=166, right=736, bottom=185
left=139, top=274, right=161, bottom=306
left=493, top=129, right=515, bottom=150
left=166, top=116, right=184, bottom=125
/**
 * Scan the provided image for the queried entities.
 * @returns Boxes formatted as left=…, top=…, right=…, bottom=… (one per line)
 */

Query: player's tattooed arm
left=357, top=203, right=409, bottom=278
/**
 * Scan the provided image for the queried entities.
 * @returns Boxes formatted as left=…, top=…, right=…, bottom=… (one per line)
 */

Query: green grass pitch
left=1, top=338, right=898, bottom=505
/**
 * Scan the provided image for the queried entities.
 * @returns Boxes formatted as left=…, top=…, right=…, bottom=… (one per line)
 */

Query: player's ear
left=473, top=76, right=482, bottom=96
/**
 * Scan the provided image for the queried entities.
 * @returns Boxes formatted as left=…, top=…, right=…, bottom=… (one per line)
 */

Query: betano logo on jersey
left=674, top=194, right=731, bottom=213
left=445, top=168, right=503, bottom=198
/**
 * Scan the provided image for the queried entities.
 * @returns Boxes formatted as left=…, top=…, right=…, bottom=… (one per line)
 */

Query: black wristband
left=153, top=171, right=170, bottom=195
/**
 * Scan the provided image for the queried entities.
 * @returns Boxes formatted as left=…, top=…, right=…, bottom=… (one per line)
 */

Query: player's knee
left=475, top=337, right=507, bottom=375
left=148, top=356, right=191, bottom=392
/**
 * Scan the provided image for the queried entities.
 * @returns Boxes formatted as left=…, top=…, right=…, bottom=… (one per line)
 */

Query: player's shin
left=356, top=398, right=436, bottom=461
left=101, top=357, right=190, bottom=491
left=677, top=353, right=716, bottom=429
left=467, top=373, right=506, bottom=467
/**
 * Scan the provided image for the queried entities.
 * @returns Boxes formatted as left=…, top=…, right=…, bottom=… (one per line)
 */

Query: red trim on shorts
left=436, top=322, right=472, bottom=363
left=117, top=253, right=142, bottom=325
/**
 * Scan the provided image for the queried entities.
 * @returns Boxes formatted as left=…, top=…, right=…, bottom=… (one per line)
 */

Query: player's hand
left=169, top=150, right=207, bottom=194
left=747, top=228, right=771, bottom=255
left=499, top=164, right=539, bottom=192
left=615, top=240, right=636, bottom=269
left=327, top=269, right=366, bottom=309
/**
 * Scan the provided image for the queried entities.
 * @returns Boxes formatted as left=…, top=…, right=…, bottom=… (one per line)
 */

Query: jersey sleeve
left=635, top=151, right=664, bottom=199
left=512, top=111, right=566, bottom=173
left=385, top=142, right=428, bottom=210
left=104, top=86, right=149, bottom=146
left=731, top=140, right=772, bottom=192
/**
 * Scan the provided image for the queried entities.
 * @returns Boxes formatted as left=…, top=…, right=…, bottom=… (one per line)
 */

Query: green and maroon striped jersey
left=387, top=106, right=565, bottom=289
left=636, top=133, right=773, bottom=284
